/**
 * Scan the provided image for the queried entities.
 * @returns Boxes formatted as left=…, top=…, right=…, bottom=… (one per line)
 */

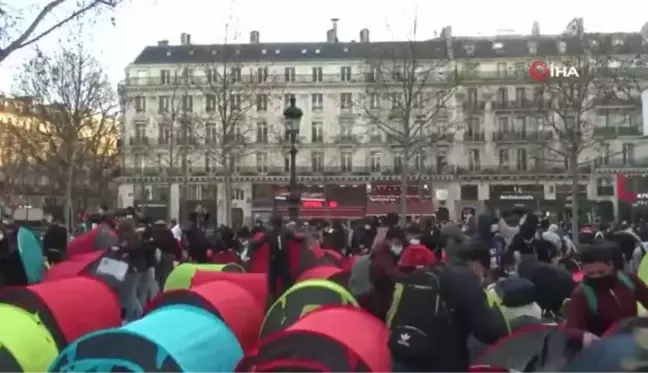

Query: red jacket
left=566, top=273, right=648, bottom=336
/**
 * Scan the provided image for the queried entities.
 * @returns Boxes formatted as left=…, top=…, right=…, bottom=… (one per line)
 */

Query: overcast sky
left=0, top=0, right=646, bottom=92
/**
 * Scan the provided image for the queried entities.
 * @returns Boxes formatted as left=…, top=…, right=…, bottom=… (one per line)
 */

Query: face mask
left=409, top=238, right=420, bottom=244
left=584, top=274, right=617, bottom=289
left=364, top=224, right=371, bottom=230
left=390, top=245, right=404, bottom=255
left=491, top=224, right=499, bottom=233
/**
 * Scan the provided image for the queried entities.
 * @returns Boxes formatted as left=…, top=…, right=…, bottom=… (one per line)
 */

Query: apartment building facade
left=118, top=21, right=648, bottom=225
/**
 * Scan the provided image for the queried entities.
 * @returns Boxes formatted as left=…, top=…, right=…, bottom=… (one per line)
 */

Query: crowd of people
left=3, top=206, right=648, bottom=371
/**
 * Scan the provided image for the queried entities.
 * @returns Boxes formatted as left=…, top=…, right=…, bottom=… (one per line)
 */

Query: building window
left=158, top=95, right=169, bottom=113
left=468, top=149, right=480, bottom=171
left=393, top=154, right=403, bottom=173
left=340, top=93, right=352, bottom=109
left=370, top=152, right=381, bottom=172
left=499, top=148, right=509, bottom=167
left=497, top=87, right=508, bottom=104
left=256, top=121, right=268, bottom=143
left=312, top=93, right=323, bottom=111
left=256, top=94, right=268, bottom=111
left=160, top=70, right=171, bottom=84
left=390, top=92, right=402, bottom=109
left=311, top=121, right=323, bottom=143
left=516, top=148, right=528, bottom=171
left=205, top=94, right=216, bottom=112
left=623, top=143, right=635, bottom=165
left=230, top=67, right=242, bottom=83
left=341, top=66, right=352, bottom=81
left=311, top=152, right=324, bottom=172
left=284, top=94, right=292, bottom=108
left=256, top=153, right=268, bottom=172
left=257, top=67, right=268, bottom=83
left=232, top=189, right=245, bottom=200
left=312, top=67, right=322, bottom=82
left=596, top=177, right=614, bottom=196
left=341, top=152, right=352, bottom=172
left=182, top=95, right=193, bottom=112
left=284, top=154, right=290, bottom=172
left=284, top=67, right=295, bottom=82
left=369, top=93, right=380, bottom=109
left=229, top=94, right=241, bottom=111
left=205, top=123, right=216, bottom=144
left=134, top=96, right=146, bottom=112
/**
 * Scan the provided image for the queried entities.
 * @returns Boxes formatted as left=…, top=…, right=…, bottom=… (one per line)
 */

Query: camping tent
left=191, top=272, right=268, bottom=311
left=260, top=279, right=358, bottom=338
left=164, top=263, right=244, bottom=291
left=239, top=306, right=390, bottom=372
left=0, top=276, right=121, bottom=350
left=0, top=303, right=59, bottom=372
left=49, top=304, right=243, bottom=372
left=147, top=280, right=264, bottom=351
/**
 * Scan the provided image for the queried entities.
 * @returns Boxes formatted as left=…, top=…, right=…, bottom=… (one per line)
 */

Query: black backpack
left=386, top=266, right=453, bottom=361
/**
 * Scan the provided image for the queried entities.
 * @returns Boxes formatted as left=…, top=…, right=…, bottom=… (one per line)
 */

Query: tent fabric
left=49, top=328, right=184, bottom=372
left=247, top=233, right=314, bottom=279
left=123, top=305, right=243, bottom=372
left=284, top=305, right=390, bottom=372
left=564, top=330, right=648, bottom=372
left=147, top=281, right=264, bottom=351
left=238, top=331, right=370, bottom=372
left=210, top=250, right=242, bottom=264
left=260, top=279, right=358, bottom=338
left=475, top=325, right=581, bottom=372
left=164, top=262, right=244, bottom=291
left=66, top=225, right=117, bottom=257
left=43, top=251, right=104, bottom=282
left=190, top=272, right=268, bottom=312
left=16, top=227, right=44, bottom=284
left=50, top=304, right=243, bottom=373
left=0, top=304, right=59, bottom=372
left=0, top=277, right=121, bottom=349
left=296, top=265, right=350, bottom=287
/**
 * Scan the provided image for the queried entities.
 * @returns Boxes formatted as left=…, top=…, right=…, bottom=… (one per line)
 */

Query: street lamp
left=283, top=96, right=303, bottom=222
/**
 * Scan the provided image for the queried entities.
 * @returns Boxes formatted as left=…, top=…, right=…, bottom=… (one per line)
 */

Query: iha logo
left=529, top=61, right=580, bottom=81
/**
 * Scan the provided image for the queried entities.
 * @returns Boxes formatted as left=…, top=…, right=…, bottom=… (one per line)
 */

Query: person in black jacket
left=115, top=219, right=144, bottom=321
left=150, top=222, right=180, bottom=288
left=43, top=217, right=68, bottom=264
left=185, top=212, right=210, bottom=263
left=392, top=237, right=507, bottom=372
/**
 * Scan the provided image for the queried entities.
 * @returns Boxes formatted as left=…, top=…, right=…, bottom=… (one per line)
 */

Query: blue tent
left=49, top=304, right=243, bottom=372
left=17, top=227, right=44, bottom=284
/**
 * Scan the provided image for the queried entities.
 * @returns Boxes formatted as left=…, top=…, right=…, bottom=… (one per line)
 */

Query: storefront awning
left=366, top=201, right=435, bottom=216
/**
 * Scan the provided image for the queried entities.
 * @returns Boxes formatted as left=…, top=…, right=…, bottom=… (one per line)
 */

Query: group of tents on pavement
left=1, top=222, right=648, bottom=372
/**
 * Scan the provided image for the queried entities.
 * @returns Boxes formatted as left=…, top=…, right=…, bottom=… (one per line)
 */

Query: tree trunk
left=570, top=152, right=580, bottom=245
left=223, top=174, right=233, bottom=226
left=64, top=165, right=74, bottom=232
left=400, top=149, right=409, bottom=224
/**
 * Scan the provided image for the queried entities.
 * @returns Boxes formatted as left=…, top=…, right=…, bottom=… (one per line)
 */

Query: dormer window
left=464, top=43, right=476, bottom=56
left=528, top=41, right=538, bottom=55
left=343, top=47, right=349, bottom=52
left=557, top=41, right=567, bottom=54
left=275, top=49, right=280, bottom=54
left=612, top=36, right=624, bottom=46
left=315, top=49, right=321, bottom=54
left=589, top=39, right=600, bottom=49
left=211, top=50, right=217, bottom=55
left=492, top=42, right=504, bottom=50
left=261, top=49, right=267, bottom=54
left=301, top=49, right=307, bottom=54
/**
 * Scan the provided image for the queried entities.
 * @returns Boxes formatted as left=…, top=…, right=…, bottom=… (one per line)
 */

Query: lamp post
left=283, top=96, right=303, bottom=222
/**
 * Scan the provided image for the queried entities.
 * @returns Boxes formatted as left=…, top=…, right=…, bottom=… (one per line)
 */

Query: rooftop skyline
left=0, top=0, right=645, bottom=92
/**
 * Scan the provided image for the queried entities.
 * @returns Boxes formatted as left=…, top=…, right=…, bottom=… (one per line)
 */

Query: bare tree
left=0, top=116, right=34, bottom=208
left=9, top=39, right=117, bottom=229
left=0, top=0, right=121, bottom=64
left=362, top=25, right=457, bottom=219
left=529, top=19, right=645, bottom=241
left=194, top=47, right=282, bottom=225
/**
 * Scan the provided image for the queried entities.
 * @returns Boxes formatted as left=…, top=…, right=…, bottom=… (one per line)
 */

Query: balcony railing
left=463, top=131, right=485, bottom=142
left=491, top=99, right=546, bottom=111
left=597, top=158, right=648, bottom=168
left=491, top=130, right=553, bottom=142
left=462, top=101, right=486, bottom=111
left=593, top=126, right=642, bottom=137
left=128, top=136, right=149, bottom=146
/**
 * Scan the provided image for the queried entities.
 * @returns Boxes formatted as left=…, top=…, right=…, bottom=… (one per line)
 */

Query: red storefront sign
left=366, top=183, right=434, bottom=216
left=274, top=184, right=366, bottom=218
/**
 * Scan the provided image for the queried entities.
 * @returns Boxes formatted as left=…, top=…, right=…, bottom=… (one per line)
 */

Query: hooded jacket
left=475, top=213, right=507, bottom=269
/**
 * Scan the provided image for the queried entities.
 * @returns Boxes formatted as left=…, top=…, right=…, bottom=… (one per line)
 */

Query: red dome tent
left=247, top=232, right=317, bottom=279
left=239, top=306, right=390, bottom=372
left=0, top=276, right=121, bottom=350
left=147, top=280, right=264, bottom=351
left=67, top=225, right=117, bottom=257
left=43, top=251, right=104, bottom=282
left=191, top=272, right=268, bottom=311
left=297, top=266, right=350, bottom=287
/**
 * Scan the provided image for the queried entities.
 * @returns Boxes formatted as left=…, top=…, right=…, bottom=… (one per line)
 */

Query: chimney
left=180, top=33, right=192, bottom=45
left=157, top=39, right=169, bottom=47
left=326, top=29, right=336, bottom=43
left=330, top=18, right=339, bottom=43
left=250, top=30, right=260, bottom=44
left=531, top=21, right=540, bottom=36
left=360, top=28, right=370, bottom=42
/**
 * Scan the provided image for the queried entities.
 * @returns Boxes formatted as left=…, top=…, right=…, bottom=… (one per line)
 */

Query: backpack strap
left=582, top=284, right=598, bottom=315
left=618, top=271, right=635, bottom=290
